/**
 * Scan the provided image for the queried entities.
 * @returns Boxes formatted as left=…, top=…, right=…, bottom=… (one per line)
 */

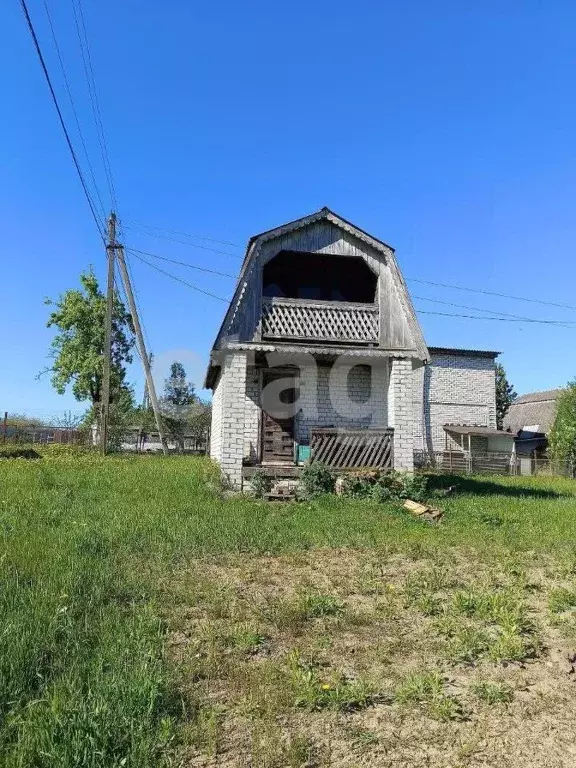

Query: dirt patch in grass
left=164, top=548, right=576, bottom=767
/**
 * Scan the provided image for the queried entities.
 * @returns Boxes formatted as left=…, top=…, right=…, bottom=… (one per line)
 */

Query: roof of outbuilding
left=428, top=346, right=499, bottom=359
left=503, top=389, right=564, bottom=435
left=443, top=425, right=515, bottom=439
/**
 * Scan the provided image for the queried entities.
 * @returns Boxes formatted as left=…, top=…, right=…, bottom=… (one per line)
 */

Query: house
left=503, top=388, right=563, bottom=461
left=205, top=208, right=508, bottom=488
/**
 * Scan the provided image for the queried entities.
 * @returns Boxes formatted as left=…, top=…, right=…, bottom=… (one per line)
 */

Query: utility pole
left=100, top=213, right=116, bottom=454
left=141, top=352, right=153, bottom=410
left=116, top=246, right=168, bottom=455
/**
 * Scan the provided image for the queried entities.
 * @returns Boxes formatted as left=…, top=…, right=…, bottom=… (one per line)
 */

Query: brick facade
left=297, top=362, right=388, bottom=444
left=210, top=348, right=497, bottom=485
left=412, top=351, right=497, bottom=454
left=210, top=350, right=249, bottom=488
left=389, top=357, right=414, bottom=471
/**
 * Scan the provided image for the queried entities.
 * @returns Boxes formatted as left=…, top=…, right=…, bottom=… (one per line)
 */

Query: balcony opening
left=263, top=251, right=377, bottom=303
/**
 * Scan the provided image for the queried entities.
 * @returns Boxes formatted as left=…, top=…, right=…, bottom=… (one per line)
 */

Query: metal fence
left=414, top=450, right=575, bottom=478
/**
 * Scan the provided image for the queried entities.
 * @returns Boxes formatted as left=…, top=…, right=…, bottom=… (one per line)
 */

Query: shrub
left=250, top=469, right=272, bottom=499
left=300, top=462, right=336, bottom=498
left=340, top=470, right=429, bottom=502
left=0, top=446, right=41, bottom=460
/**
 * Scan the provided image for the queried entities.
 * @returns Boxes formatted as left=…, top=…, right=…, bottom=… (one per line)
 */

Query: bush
left=0, top=445, right=41, bottom=460
left=340, top=470, right=429, bottom=502
left=250, top=469, right=272, bottom=499
left=300, top=462, right=336, bottom=498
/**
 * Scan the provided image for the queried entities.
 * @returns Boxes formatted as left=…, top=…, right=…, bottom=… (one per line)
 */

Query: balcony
left=261, top=297, right=379, bottom=345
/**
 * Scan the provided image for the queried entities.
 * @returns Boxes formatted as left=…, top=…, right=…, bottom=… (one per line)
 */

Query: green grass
left=1, top=453, right=576, bottom=765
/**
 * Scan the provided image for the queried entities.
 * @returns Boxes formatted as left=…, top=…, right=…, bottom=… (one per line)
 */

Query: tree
left=160, top=361, right=198, bottom=452
left=495, top=363, right=517, bottom=429
left=162, top=362, right=196, bottom=408
left=548, top=382, right=576, bottom=467
left=45, top=268, right=135, bottom=408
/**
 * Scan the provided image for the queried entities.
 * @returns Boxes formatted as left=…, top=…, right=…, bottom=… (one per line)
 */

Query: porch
left=210, top=349, right=415, bottom=488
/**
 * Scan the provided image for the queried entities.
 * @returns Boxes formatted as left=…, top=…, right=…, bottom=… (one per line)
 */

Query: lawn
left=2, top=453, right=576, bottom=767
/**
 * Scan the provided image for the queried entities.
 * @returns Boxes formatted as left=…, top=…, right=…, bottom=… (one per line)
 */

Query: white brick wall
left=297, top=362, right=388, bottom=443
left=211, top=348, right=496, bottom=480
left=413, top=353, right=496, bottom=453
left=209, top=370, right=223, bottom=462
left=209, top=350, right=249, bottom=488
left=389, top=357, right=414, bottom=471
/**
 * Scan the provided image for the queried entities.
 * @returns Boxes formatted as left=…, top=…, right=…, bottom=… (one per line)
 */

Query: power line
left=125, top=246, right=237, bottom=279
left=19, top=0, right=104, bottom=239
left=70, top=0, right=117, bottom=210
left=407, top=277, right=576, bottom=312
left=415, top=309, right=574, bottom=324
left=123, top=219, right=242, bottom=248
left=412, top=294, right=576, bottom=327
left=130, top=251, right=229, bottom=302
left=122, top=224, right=241, bottom=259
left=41, top=0, right=106, bottom=221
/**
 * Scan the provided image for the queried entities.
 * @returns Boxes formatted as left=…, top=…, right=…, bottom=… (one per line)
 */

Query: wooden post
left=100, top=212, right=116, bottom=454
left=116, top=247, right=168, bottom=455
left=2, top=411, right=7, bottom=444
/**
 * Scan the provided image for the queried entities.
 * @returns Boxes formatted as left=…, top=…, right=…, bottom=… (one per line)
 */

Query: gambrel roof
left=208, top=207, right=428, bottom=363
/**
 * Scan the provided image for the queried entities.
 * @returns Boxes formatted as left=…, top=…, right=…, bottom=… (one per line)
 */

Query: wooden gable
left=210, top=208, right=428, bottom=361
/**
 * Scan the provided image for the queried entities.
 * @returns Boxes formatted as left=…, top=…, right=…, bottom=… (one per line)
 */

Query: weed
left=395, top=670, right=463, bottom=721
left=299, top=591, right=344, bottom=618
left=228, top=623, right=266, bottom=653
left=549, top=586, right=576, bottom=613
left=445, top=625, right=491, bottom=663
left=250, top=469, right=273, bottom=499
left=471, top=680, right=513, bottom=705
left=288, top=651, right=374, bottom=711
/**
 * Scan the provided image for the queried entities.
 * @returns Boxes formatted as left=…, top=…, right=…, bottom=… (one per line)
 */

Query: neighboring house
left=205, top=207, right=507, bottom=487
left=503, top=389, right=563, bottom=458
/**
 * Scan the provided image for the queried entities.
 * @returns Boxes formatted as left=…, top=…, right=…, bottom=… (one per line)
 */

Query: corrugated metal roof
left=428, top=346, right=499, bottom=358
left=443, top=425, right=515, bottom=439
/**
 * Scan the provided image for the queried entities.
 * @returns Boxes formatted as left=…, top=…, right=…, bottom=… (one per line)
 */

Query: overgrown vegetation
left=3, top=456, right=576, bottom=766
left=549, top=380, right=576, bottom=467
left=340, top=468, right=429, bottom=502
left=300, top=461, right=336, bottom=497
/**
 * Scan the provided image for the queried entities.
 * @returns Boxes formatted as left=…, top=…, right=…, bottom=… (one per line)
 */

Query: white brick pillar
left=389, top=357, right=414, bottom=472
left=217, top=350, right=248, bottom=488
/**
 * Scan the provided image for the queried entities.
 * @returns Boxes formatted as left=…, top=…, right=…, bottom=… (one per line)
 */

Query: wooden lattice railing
left=261, top=298, right=379, bottom=344
left=310, top=428, right=394, bottom=470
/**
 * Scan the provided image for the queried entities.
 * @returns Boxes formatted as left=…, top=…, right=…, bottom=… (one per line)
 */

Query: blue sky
left=2, top=0, right=576, bottom=420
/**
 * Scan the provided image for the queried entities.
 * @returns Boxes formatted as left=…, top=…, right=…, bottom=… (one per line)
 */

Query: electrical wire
left=412, top=295, right=576, bottom=327
left=415, top=309, right=573, bottom=324
left=19, top=0, right=104, bottom=239
left=130, top=251, right=230, bottom=302
left=122, top=224, right=241, bottom=259
left=41, top=0, right=106, bottom=221
left=125, top=246, right=237, bottom=279
left=407, top=277, right=576, bottom=312
left=70, top=0, right=117, bottom=210
left=123, top=219, right=242, bottom=248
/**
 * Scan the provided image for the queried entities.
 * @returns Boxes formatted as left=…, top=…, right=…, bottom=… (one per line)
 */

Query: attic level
left=261, top=250, right=379, bottom=346
left=210, top=208, right=429, bottom=361
left=262, top=250, right=377, bottom=303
